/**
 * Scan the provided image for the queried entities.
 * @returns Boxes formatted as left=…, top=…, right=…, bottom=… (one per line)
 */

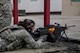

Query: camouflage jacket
left=0, top=25, right=45, bottom=51
left=0, top=0, right=12, bottom=30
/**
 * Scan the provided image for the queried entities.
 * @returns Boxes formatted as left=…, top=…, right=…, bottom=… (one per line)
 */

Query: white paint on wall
left=50, top=0, right=62, bottom=12
left=11, top=0, right=62, bottom=13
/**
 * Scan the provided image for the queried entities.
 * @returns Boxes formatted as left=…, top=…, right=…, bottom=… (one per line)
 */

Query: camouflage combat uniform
left=0, top=25, right=45, bottom=51
left=0, top=0, right=12, bottom=30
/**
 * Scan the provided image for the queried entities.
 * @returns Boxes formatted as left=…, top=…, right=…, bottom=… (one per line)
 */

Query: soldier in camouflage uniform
left=0, top=0, right=12, bottom=30
left=0, top=19, right=47, bottom=52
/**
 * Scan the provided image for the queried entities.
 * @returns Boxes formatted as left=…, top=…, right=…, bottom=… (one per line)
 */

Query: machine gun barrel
left=64, top=25, right=76, bottom=30
left=67, top=25, right=76, bottom=28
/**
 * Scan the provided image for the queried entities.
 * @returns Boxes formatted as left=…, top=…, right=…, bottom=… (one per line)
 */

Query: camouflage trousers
left=0, top=0, right=12, bottom=30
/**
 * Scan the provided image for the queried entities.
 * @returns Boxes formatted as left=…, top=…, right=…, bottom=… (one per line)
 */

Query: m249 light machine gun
left=34, top=23, right=80, bottom=53
left=33, top=23, right=75, bottom=43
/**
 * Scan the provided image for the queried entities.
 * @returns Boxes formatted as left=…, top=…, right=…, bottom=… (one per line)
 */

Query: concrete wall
left=62, top=0, right=80, bottom=16
left=11, top=0, right=62, bottom=13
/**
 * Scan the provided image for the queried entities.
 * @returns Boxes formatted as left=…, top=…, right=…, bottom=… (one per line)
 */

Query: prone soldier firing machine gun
left=33, top=23, right=80, bottom=53
left=33, top=23, right=76, bottom=43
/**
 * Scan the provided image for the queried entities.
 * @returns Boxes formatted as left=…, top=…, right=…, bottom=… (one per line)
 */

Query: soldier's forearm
left=24, top=38, right=43, bottom=49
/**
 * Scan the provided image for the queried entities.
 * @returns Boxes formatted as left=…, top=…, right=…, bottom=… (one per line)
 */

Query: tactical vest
left=0, top=25, right=25, bottom=43
left=0, top=25, right=27, bottom=51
